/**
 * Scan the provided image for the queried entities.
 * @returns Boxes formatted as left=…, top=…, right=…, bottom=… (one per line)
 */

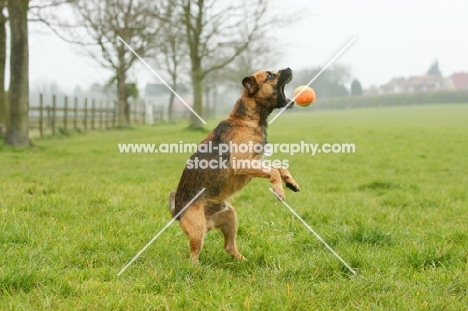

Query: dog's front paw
left=286, top=180, right=300, bottom=192
left=271, top=185, right=286, bottom=201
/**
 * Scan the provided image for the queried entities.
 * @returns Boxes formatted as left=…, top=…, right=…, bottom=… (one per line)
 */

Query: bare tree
left=40, top=0, right=163, bottom=126
left=177, top=0, right=285, bottom=128
left=220, top=36, right=282, bottom=89
left=202, top=40, right=281, bottom=118
left=4, top=0, right=29, bottom=146
left=156, top=3, right=188, bottom=122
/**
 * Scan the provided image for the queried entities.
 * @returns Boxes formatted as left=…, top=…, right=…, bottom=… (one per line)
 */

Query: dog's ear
left=242, top=76, right=259, bottom=97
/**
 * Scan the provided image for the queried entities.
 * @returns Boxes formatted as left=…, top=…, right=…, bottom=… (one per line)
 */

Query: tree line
left=1, top=0, right=298, bottom=147
left=1, top=1, right=368, bottom=148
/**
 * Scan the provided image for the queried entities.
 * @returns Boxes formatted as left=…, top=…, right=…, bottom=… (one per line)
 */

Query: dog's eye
left=266, top=72, right=275, bottom=80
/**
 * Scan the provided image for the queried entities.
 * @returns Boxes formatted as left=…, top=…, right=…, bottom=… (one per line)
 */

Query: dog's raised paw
left=272, top=187, right=286, bottom=201
left=286, top=182, right=300, bottom=192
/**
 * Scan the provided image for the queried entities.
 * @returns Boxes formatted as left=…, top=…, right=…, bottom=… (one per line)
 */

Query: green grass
left=1, top=104, right=468, bottom=310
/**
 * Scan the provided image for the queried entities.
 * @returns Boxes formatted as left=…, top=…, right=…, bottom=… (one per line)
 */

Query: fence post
left=136, top=101, right=139, bottom=124
left=141, top=100, right=146, bottom=125
left=64, top=96, right=68, bottom=131
left=106, top=101, right=110, bottom=129
left=134, top=102, right=138, bottom=124
left=139, top=101, right=142, bottom=124
left=134, top=101, right=137, bottom=124
left=46, top=105, right=51, bottom=135
left=113, top=101, right=117, bottom=128
left=84, top=98, right=88, bottom=130
left=146, top=100, right=154, bottom=125
left=91, top=99, right=95, bottom=130
left=39, top=94, right=44, bottom=139
left=99, top=99, right=103, bottom=130
left=73, top=97, right=78, bottom=132
left=52, top=95, right=56, bottom=136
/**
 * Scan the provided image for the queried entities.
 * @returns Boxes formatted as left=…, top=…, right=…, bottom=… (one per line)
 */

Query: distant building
left=444, top=72, right=468, bottom=90
left=380, top=75, right=444, bottom=94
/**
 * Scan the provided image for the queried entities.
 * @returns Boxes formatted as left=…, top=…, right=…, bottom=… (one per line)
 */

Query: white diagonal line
left=268, top=188, right=357, bottom=276
left=117, top=36, right=207, bottom=125
left=117, top=188, right=206, bottom=276
left=269, top=37, right=356, bottom=124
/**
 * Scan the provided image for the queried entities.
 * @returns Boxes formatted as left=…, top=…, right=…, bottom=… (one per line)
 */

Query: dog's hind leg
left=179, top=202, right=207, bottom=264
left=209, top=203, right=246, bottom=261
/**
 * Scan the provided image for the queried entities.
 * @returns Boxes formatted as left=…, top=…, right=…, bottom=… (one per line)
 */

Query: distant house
left=380, top=75, right=444, bottom=94
left=444, top=72, right=468, bottom=90
left=380, top=77, right=406, bottom=94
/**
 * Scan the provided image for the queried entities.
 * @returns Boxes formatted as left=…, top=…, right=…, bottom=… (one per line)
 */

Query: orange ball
left=293, top=85, right=316, bottom=107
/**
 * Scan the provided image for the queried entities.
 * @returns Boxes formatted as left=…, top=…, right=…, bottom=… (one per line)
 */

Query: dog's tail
left=169, top=190, right=176, bottom=217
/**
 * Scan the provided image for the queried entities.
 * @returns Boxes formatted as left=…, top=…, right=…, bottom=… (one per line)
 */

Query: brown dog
left=170, top=68, right=300, bottom=263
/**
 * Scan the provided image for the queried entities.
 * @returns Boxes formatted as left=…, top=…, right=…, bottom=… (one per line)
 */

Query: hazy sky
left=26, top=0, right=467, bottom=93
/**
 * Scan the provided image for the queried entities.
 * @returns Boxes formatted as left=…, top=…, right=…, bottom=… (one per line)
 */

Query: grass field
left=1, top=104, right=467, bottom=310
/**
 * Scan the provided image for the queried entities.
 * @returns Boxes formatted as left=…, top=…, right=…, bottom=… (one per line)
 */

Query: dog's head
left=241, top=68, right=293, bottom=110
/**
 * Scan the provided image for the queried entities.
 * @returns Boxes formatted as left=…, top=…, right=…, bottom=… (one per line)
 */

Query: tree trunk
left=212, top=80, right=218, bottom=118
left=116, top=67, right=129, bottom=126
left=0, top=2, right=7, bottom=135
left=168, top=82, right=176, bottom=122
left=204, top=82, right=210, bottom=118
left=190, top=68, right=204, bottom=128
left=5, top=0, right=29, bottom=146
left=115, top=41, right=130, bottom=126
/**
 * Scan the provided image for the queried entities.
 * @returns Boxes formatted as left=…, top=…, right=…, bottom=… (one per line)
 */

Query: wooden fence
left=29, top=94, right=191, bottom=138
